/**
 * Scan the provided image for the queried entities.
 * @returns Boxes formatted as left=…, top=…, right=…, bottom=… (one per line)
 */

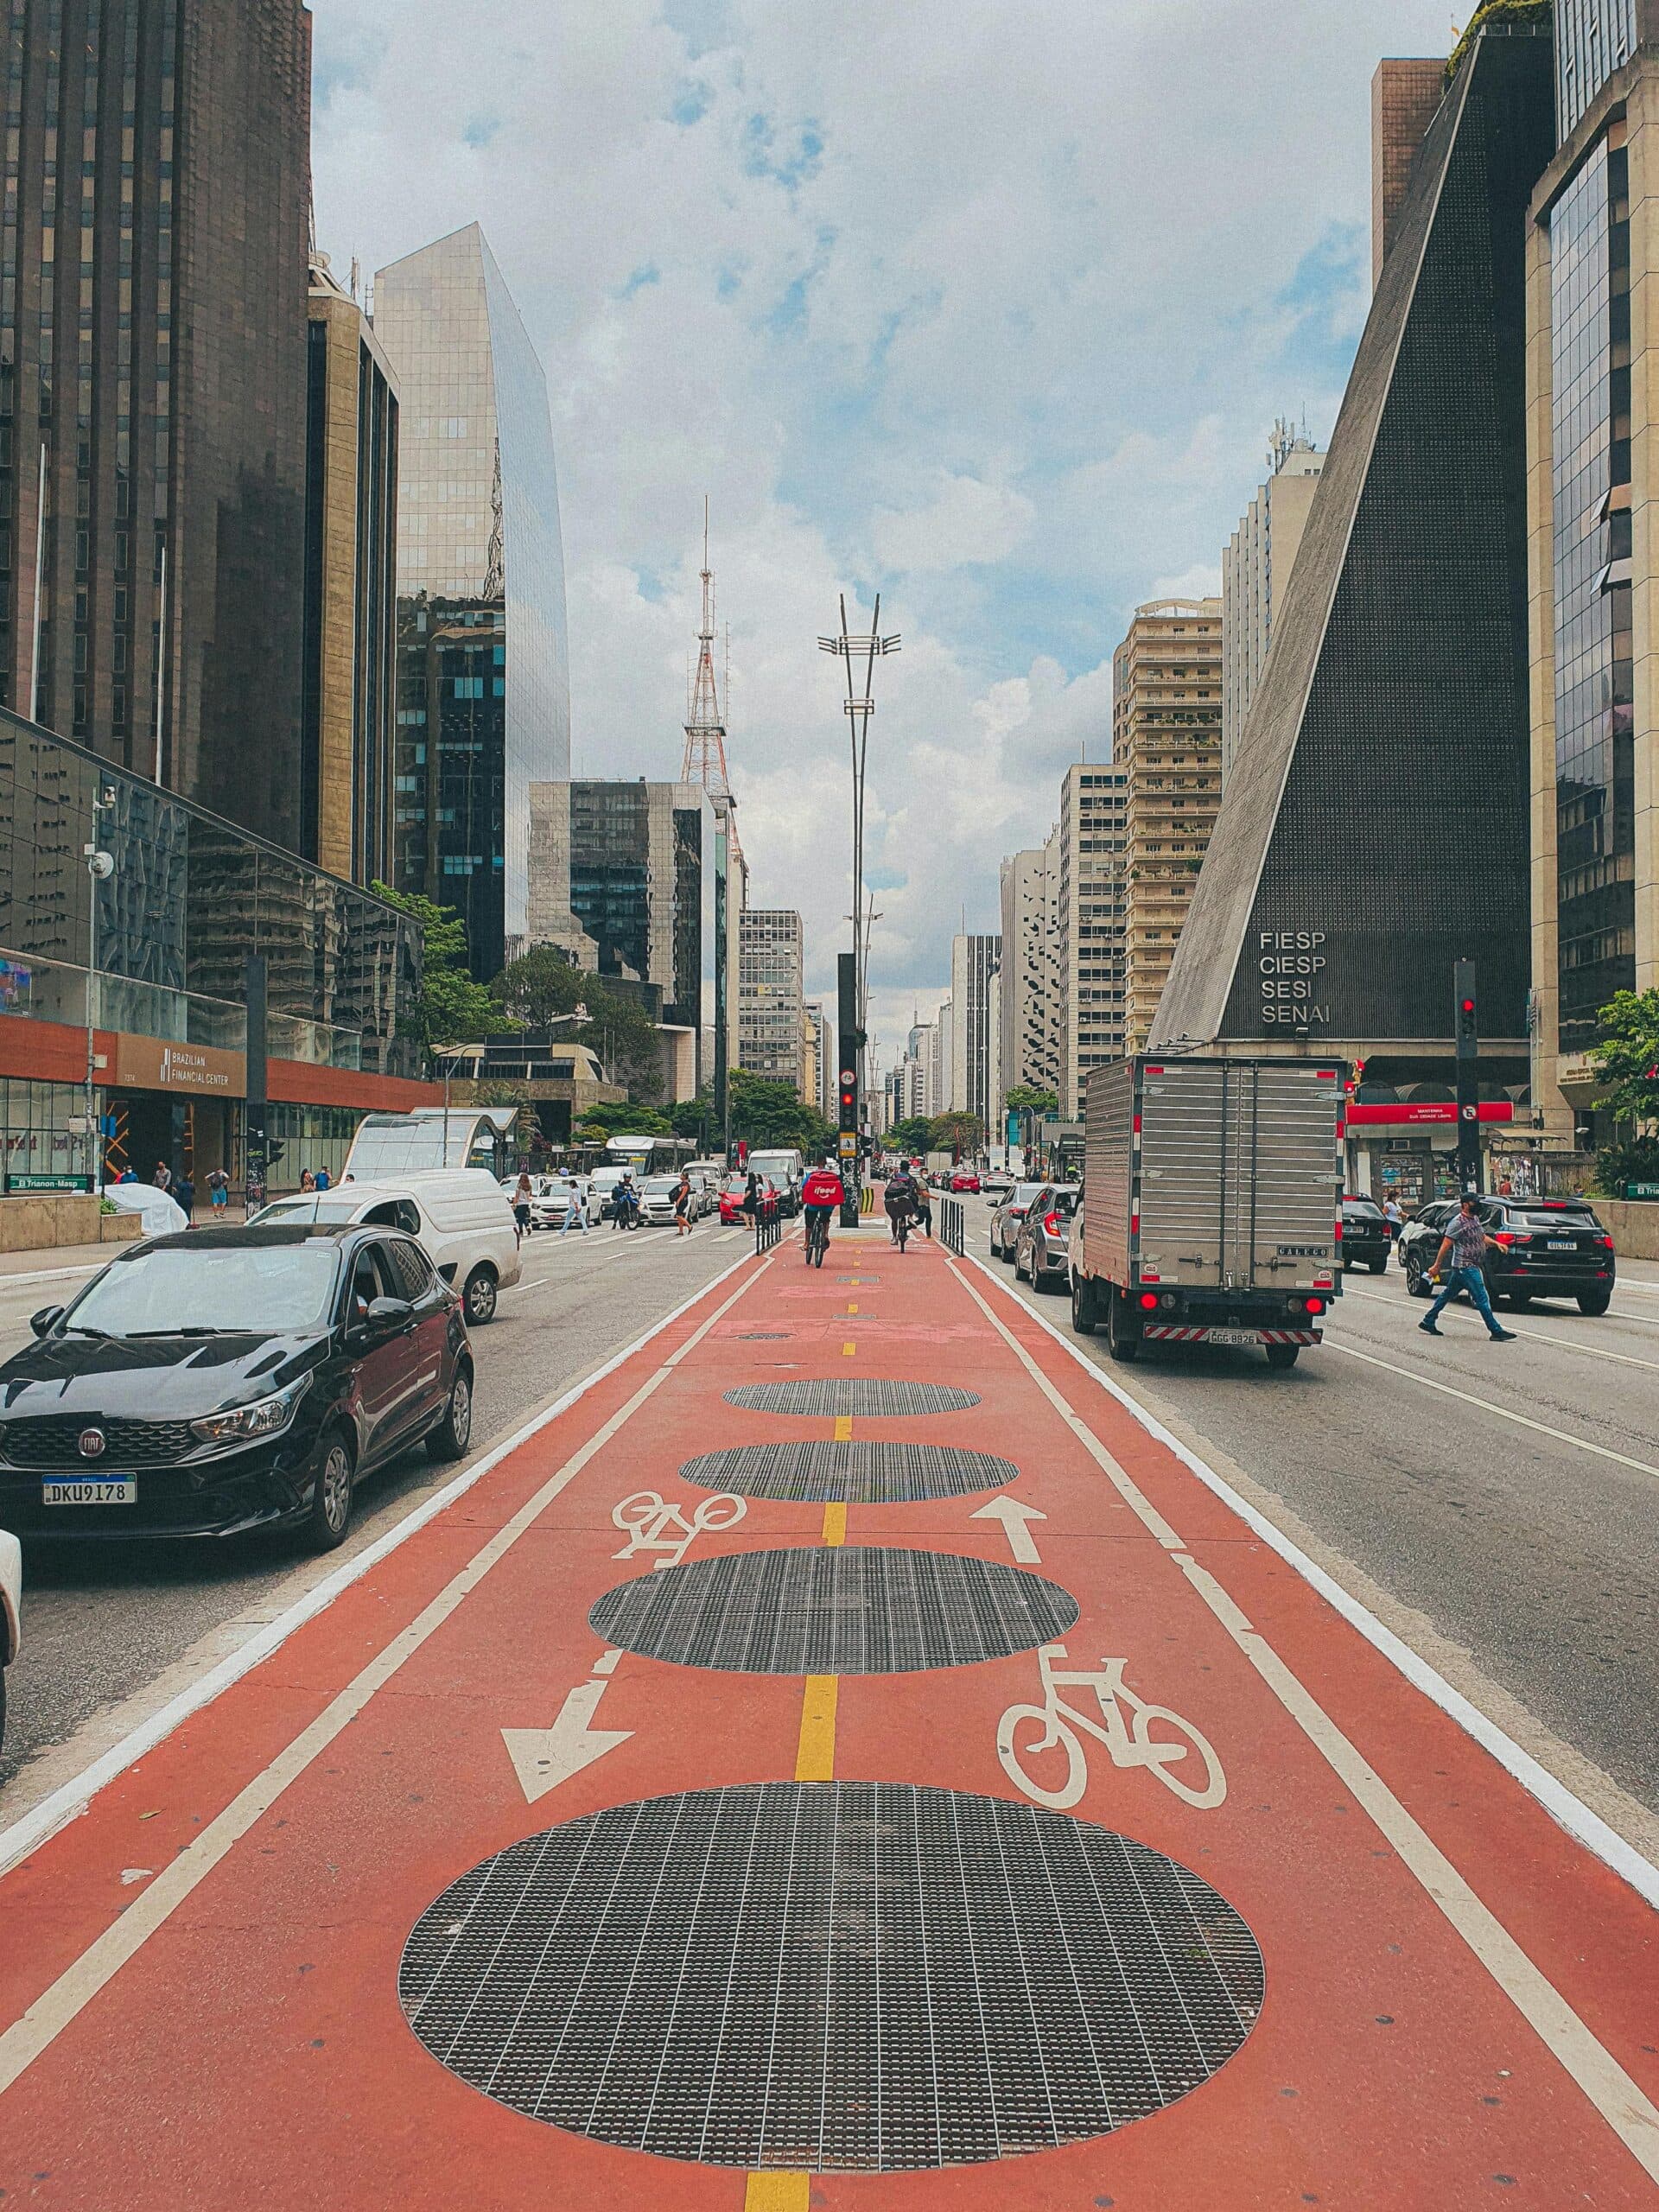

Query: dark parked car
left=1397, top=1196, right=1615, bottom=1314
left=1014, top=1185, right=1079, bottom=1294
left=0, top=1224, right=474, bottom=1549
left=990, top=1181, right=1047, bottom=1262
left=1341, top=1196, right=1390, bottom=1274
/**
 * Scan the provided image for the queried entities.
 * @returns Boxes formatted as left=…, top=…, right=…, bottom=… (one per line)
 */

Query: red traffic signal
left=1460, top=997, right=1476, bottom=1015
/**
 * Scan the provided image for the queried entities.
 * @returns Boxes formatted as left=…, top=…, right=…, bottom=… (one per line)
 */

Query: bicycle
left=804, top=1209, right=831, bottom=1268
left=996, top=1642, right=1225, bottom=1811
left=887, top=1205, right=911, bottom=1251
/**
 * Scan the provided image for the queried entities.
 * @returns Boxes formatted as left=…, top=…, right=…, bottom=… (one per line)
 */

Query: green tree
left=1588, top=988, right=1659, bottom=1128
left=1004, top=1085, right=1058, bottom=1117
left=1446, top=0, right=1550, bottom=84
left=886, top=1116, right=936, bottom=1157
left=490, top=950, right=664, bottom=1106
left=930, top=1110, right=983, bottom=1159
left=371, top=881, right=504, bottom=1062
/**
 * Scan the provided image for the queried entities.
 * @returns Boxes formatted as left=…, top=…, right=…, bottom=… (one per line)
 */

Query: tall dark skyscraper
left=0, top=0, right=312, bottom=849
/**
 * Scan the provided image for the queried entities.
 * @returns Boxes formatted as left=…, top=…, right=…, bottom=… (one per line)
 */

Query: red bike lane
left=0, top=1226, right=1655, bottom=2208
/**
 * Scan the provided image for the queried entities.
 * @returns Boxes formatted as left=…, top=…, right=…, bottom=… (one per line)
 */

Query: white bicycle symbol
left=612, top=1489, right=747, bottom=1569
left=996, top=1642, right=1226, bottom=1811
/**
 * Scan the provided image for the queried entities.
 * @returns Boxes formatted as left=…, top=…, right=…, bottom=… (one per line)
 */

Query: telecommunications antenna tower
left=681, top=499, right=733, bottom=799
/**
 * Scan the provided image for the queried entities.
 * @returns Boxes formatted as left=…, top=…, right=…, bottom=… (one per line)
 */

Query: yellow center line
left=834, top=1413, right=852, bottom=1441
left=745, top=2174, right=810, bottom=2210
left=842, top=1339, right=855, bottom=1357
left=794, top=1673, right=839, bottom=1778
left=821, top=1501, right=847, bottom=1546
left=847, top=1302, right=858, bottom=1314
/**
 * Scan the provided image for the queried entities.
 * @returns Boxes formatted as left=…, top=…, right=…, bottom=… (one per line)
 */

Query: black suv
left=1340, top=1196, right=1390, bottom=1274
left=0, top=1224, right=474, bottom=1548
left=1398, top=1197, right=1615, bottom=1314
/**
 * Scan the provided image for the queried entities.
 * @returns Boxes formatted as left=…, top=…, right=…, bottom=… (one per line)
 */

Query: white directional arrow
left=503, top=1672, right=632, bottom=1804
left=970, top=1495, right=1047, bottom=1564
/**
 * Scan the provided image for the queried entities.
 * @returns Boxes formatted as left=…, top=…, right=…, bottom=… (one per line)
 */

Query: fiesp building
left=1152, top=23, right=1554, bottom=1204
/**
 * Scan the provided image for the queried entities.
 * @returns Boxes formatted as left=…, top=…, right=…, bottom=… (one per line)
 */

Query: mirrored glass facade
left=1556, top=0, right=1640, bottom=141
left=0, top=704, right=421, bottom=1071
left=372, top=225, right=571, bottom=982
left=1550, top=140, right=1634, bottom=1050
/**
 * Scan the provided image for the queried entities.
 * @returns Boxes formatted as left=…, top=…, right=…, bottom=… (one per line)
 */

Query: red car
left=950, top=1168, right=981, bottom=1193
left=717, top=1174, right=751, bottom=1224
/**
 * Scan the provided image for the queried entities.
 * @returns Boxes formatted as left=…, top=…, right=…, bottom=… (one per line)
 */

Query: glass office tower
left=1556, top=0, right=1640, bottom=138
left=372, top=225, right=571, bottom=981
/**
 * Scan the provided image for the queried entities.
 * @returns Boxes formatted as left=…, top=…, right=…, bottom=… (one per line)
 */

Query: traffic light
left=838, top=1077, right=856, bottom=1123
left=1458, top=991, right=1477, bottom=1046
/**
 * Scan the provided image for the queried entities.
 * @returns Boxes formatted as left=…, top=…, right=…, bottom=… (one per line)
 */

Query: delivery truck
left=1068, top=1056, right=1345, bottom=1370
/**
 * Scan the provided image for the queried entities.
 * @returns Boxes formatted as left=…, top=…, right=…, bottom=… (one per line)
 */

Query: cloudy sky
left=312, top=0, right=1456, bottom=1067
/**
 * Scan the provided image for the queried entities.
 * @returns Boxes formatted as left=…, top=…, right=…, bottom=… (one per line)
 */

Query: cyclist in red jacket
left=800, top=1158, right=846, bottom=1267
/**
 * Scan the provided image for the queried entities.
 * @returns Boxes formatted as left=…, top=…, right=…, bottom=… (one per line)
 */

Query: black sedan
left=1340, top=1196, right=1390, bottom=1274
left=1398, top=1197, right=1615, bottom=1314
left=0, top=1224, right=474, bottom=1549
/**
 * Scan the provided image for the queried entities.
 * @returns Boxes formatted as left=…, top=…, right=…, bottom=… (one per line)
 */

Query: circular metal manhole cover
left=588, top=1544, right=1076, bottom=1673
left=724, top=1379, right=978, bottom=1417
left=400, top=1780, right=1263, bottom=2171
left=679, top=1440, right=1018, bottom=1503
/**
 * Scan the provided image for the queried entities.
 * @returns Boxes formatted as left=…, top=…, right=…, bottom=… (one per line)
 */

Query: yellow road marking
left=847, top=1302, right=858, bottom=1314
left=822, top=1501, right=847, bottom=1546
left=745, top=2173, right=810, bottom=2209
left=794, top=1674, right=839, bottom=1780
left=842, top=1339, right=855, bottom=1357
left=834, top=1413, right=852, bottom=1441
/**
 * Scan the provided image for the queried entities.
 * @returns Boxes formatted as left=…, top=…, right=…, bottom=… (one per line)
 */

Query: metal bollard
left=754, top=1200, right=781, bottom=1255
left=937, top=1193, right=965, bottom=1255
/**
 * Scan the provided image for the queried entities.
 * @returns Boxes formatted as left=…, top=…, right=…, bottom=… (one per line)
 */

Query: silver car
left=1014, top=1184, right=1079, bottom=1293
left=990, top=1181, right=1048, bottom=1262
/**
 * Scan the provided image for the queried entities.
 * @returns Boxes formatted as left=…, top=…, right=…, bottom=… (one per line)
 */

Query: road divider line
left=955, top=1243, right=1659, bottom=1909
left=1343, top=1286, right=1659, bottom=1372
left=746, top=2171, right=810, bottom=2209
left=794, top=1676, right=838, bottom=1783
left=1325, top=1338, right=1659, bottom=1481
left=821, top=1503, right=847, bottom=1548
left=0, top=1249, right=774, bottom=2084
left=834, top=1414, right=852, bottom=1442
left=948, top=1253, right=1659, bottom=2177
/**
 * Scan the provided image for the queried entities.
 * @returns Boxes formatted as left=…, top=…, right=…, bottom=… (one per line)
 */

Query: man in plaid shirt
left=1419, top=1195, right=1516, bottom=1341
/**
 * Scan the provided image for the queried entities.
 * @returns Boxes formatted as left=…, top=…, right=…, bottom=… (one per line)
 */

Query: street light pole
left=819, top=599, right=899, bottom=1112
left=82, top=787, right=115, bottom=1192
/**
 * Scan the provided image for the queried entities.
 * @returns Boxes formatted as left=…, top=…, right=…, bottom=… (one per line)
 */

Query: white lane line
left=946, top=1254, right=1659, bottom=2178
left=1324, top=1338, right=1659, bottom=1482
left=0, top=1243, right=766, bottom=1901
left=0, top=1249, right=772, bottom=2091
left=1342, top=1287, right=1659, bottom=1372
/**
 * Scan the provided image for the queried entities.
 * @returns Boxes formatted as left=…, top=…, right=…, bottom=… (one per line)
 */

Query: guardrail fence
left=754, top=1199, right=782, bottom=1254
left=937, top=1192, right=965, bottom=1255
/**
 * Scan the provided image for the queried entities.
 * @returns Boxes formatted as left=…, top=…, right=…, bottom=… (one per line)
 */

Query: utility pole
left=819, top=596, right=899, bottom=1123
left=836, top=951, right=860, bottom=1225
left=1454, top=958, right=1479, bottom=1195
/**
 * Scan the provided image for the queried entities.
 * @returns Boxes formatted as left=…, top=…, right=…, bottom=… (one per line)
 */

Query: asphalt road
left=963, top=1203, right=1659, bottom=1848
left=0, top=1215, right=756, bottom=1817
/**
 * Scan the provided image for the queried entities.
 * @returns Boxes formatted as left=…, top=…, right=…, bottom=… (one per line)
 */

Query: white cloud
left=871, top=473, right=1036, bottom=574
left=310, top=0, right=1458, bottom=1037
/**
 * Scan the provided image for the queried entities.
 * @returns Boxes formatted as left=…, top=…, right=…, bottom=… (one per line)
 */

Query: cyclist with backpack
left=800, top=1156, right=845, bottom=1268
left=883, top=1166, right=918, bottom=1249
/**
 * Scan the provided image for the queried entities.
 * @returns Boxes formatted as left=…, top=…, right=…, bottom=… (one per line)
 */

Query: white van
left=747, top=1148, right=804, bottom=1213
left=251, top=1169, right=521, bottom=1324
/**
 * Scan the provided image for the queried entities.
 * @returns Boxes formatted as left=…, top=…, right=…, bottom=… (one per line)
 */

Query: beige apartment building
left=1115, top=599, right=1224, bottom=1053
left=1057, top=764, right=1128, bottom=1117
left=1221, top=430, right=1324, bottom=782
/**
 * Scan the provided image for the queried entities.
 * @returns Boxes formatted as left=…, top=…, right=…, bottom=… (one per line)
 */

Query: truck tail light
left=1139, top=1292, right=1160, bottom=1311
left=1303, top=1297, right=1325, bottom=1314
